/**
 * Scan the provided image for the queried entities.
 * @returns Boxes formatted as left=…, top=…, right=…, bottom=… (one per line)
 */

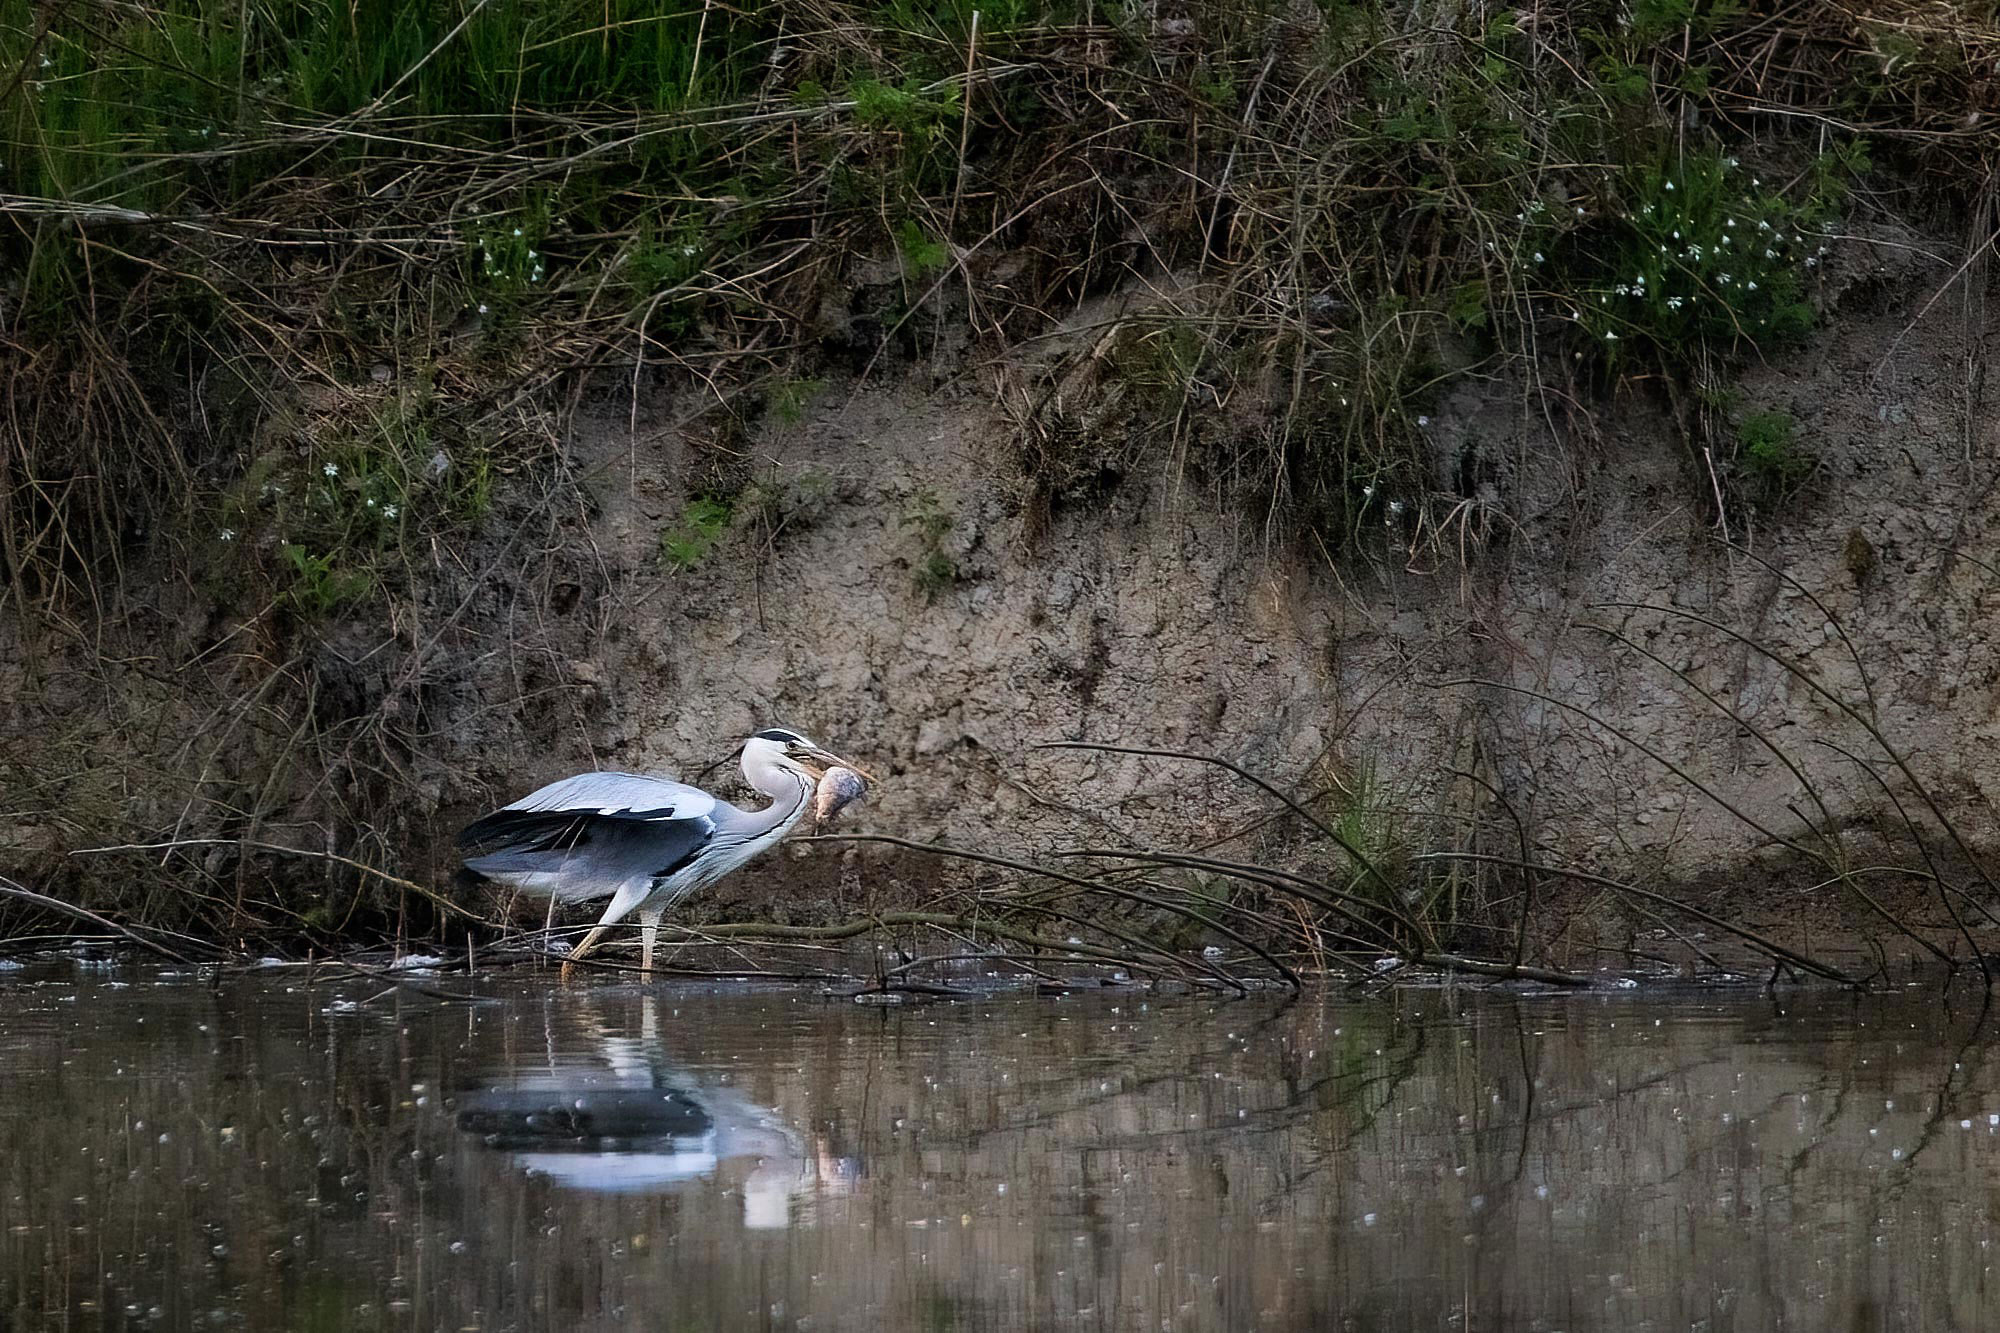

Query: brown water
left=2, top=960, right=1997, bottom=1331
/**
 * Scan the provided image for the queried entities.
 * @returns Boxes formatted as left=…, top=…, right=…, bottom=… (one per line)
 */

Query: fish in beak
left=794, top=742, right=875, bottom=785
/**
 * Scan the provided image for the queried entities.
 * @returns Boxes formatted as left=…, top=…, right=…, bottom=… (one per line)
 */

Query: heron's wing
left=498, top=772, right=717, bottom=822
left=460, top=808, right=716, bottom=901
left=459, top=773, right=720, bottom=900
left=460, top=772, right=712, bottom=846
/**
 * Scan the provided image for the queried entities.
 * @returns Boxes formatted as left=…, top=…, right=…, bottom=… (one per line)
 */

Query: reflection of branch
left=1512, top=1005, right=1537, bottom=1186
left=1903, top=989, right=1994, bottom=1166
left=1244, top=1014, right=1436, bottom=1211
left=1783, top=1071, right=1852, bottom=1186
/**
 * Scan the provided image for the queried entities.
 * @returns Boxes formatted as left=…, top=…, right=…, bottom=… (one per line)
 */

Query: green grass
left=901, top=488, right=957, bottom=599
left=660, top=496, right=735, bottom=571
left=213, top=387, right=502, bottom=618
left=1737, top=409, right=1814, bottom=499
left=0, top=0, right=1982, bottom=615
left=1551, top=152, right=1821, bottom=365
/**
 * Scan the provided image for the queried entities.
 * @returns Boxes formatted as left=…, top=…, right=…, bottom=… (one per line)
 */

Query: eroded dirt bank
left=466, top=221, right=2000, bottom=938
left=7, top=205, right=1998, bottom=960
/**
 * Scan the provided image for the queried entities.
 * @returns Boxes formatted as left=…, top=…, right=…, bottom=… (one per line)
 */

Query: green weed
left=738, top=467, right=834, bottom=538
left=902, top=489, right=958, bottom=600
left=765, top=378, right=827, bottom=427
left=277, top=542, right=374, bottom=617
left=660, top=496, right=734, bottom=570
left=897, top=221, right=951, bottom=278
left=213, top=389, right=504, bottom=619
left=1543, top=152, right=1823, bottom=365
left=1736, top=409, right=1814, bottom=497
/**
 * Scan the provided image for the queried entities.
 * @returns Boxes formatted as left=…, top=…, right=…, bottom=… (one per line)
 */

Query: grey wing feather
left=503, top=772, right=716, bottom=821
left=459, top=772, right=720, bottom=902
left=461, top=814, right=715, bottom=901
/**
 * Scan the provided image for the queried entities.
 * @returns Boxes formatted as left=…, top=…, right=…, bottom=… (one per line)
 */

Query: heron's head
left=743, top=728, right=874, bottom=785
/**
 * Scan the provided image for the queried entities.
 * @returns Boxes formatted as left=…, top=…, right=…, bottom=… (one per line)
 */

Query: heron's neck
left=738, top=761, right=814, bottom=838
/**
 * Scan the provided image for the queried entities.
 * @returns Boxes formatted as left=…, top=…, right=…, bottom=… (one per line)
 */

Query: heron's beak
left=801, top=746, right=875, bottom=784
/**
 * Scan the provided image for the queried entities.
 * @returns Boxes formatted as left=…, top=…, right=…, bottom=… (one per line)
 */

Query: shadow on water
left=3, top=961, right=2000, bottom=1329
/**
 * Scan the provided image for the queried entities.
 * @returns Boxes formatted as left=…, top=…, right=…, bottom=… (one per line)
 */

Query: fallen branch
left=1412, top=851, right=1859, bottom=986
left=68, top=838, right=485, bottom=924
left=0, top=873, right=197, bottom=963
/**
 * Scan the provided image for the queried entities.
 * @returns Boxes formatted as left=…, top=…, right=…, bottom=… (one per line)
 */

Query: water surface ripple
left=2, top=964, right=1993, bottom=1330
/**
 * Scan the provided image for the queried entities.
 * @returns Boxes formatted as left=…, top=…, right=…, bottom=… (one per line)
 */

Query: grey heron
left=459, top=728, right=871, bottom=972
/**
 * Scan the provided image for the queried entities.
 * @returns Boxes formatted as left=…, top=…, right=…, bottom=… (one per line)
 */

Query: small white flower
left=1614, top=284, right=1631, bottom=296
left=1667, top=296, right=1684, bottom=310
left=1672, top=230, right=1681, bottom=239
left=1514, top=212, right=1524, bottom=221
left=382, top=504, right=399, bottom=520
left=1764, top=249, right=1776, bottom=259
left=1665, top=180, right=1676, bottom=191
left=1603, top=330, right=1619, bottom=340
left=1387, top=500, right=1404, bottom=516
left=1416, top=416, right=1430, bottom=427
left=219, top=528, right=236, bottom=542
left=1725, top=218, right=1736, bottom=228
left=1745, top=280, right=1758, bottom=291
left=1805, top=256, right=1818, bottom=268
left=1758, top=220, right=1771, bottom=231
left=1728, top=157, right=1740, bottom=167
left=323, top=462, right=339, bottom=478
left=512, top=227, right=523, bottom=237
left=1718, top=274, right=1731, bottom=285
left=1574, top=206, right=1585, bottom=216
left=477, top=303, right=490, bottom=315
left=1533, top=252, right=1544, bottom=263
left=365, top=497, right=377, bottom=508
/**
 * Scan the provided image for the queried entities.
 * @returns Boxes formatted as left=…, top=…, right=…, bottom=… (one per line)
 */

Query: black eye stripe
left=753, top=728, right=806, bottom=745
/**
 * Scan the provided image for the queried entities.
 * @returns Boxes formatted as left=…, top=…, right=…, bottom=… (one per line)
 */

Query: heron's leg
left=638, top=905, right=664, bottom=975
left=569, top=921, right=615, bottom=963
left=562, top=878, right=651, bottom=979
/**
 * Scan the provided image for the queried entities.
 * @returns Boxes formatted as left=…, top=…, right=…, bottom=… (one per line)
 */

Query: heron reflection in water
left=459, top=728, right=872, bottom=972
left=454, top=997, right=859, bottom=1228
